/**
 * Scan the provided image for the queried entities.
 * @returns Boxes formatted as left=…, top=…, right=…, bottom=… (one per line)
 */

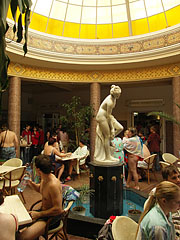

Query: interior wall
left=101, top=83, right=172, bottom=127
left=1, top=80, right=172, bottom=137
left=20, top=82, right=173, bottom=125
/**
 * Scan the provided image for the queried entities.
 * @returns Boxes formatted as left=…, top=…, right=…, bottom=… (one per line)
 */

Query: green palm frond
left=0, top=0, right=32, bottom=115
left=174, top=102, right=180, bottom=110
left=60, top=96, right=93, bottom=149
left=147, top=111, right=180, bottom=126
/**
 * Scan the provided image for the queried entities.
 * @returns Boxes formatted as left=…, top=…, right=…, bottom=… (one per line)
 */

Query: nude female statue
left=94, top=85, right=123, bottom=163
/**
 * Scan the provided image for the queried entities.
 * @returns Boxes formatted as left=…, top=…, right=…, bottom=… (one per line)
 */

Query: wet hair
left=128, top=127, right=137, bottom=137
left=35, top=155, right=52, bottom=174
left=48, top=137, right=56, bottom=145
left=162, top=165, right=179, bottom=180
left=0, top=190, right=4, bottom=205
left=137, top=181, right=180, bottom=236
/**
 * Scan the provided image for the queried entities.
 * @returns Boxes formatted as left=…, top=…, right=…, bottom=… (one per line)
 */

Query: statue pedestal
left=89, top=161, right=123, bottom=219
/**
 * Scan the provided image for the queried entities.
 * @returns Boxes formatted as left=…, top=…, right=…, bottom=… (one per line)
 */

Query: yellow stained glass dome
left=7, top=0, right=180, bottom=39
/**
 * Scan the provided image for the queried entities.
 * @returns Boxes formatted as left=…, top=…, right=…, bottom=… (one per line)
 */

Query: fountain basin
left=67, top=188, right=147, bottom=239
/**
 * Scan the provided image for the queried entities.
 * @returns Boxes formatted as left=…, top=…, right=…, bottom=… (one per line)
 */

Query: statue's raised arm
left=94, top=85, right=123, bottom=164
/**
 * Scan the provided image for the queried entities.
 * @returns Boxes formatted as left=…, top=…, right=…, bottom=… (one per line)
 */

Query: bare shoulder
left=0, top=212, right=16, bottom=223
left=49, top=175, right=62, bottom=191
left=8, top=130, right=15, bottom=137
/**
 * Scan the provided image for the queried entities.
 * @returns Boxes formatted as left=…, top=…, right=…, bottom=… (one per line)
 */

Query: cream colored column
left=8, top=76, right=21, bottom=158
left=90, top=83, right=101, bottom=162
left=172, top=76, right=180, bottom=157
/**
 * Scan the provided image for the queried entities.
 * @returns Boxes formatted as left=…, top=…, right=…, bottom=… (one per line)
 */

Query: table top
left=0, top=195, right=32, bottom=225
left=0, top=166, right=18, bottom=175
left=56, top=154, right=81, bottom=161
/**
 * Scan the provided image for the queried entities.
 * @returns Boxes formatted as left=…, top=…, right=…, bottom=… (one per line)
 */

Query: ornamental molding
left=5, top=23, right=180, bottom=66
left=8, top=62, right=180, bottom=82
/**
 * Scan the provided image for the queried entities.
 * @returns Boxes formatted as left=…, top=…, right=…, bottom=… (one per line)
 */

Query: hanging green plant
left=0, top=0, right=32, bottom=113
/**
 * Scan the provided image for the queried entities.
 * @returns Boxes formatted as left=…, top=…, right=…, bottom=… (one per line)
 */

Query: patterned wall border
left=6, top=24, right=180, bottom=56
left=8, top=62, right=180, bottom=82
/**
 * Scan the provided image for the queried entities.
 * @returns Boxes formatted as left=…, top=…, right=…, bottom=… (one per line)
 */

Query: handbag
left=98, top=223, right=114, bottom=240
left=20, top=138, right=28, bottom=147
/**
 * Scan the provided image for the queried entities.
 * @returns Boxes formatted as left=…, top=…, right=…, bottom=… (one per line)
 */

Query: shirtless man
left=0, top=190, right=18, bottom=240
left=0, top=123, right=18, bottom=160
left=18, top=155, right=63, bottom=240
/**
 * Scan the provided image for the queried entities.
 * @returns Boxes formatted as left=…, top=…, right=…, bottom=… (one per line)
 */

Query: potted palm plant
left=127, top=202, right=142, bottom=223
left=147, top=103, right=180, bottom=127
left=60, top=96, right=93, bottom=151
left=72, top=184, right=94, bottom=216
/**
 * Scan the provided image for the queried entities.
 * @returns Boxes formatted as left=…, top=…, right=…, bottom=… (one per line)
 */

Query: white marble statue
left=94, top=85, right=123, bottom=164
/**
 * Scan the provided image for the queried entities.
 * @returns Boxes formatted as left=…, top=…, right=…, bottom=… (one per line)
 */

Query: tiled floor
left=22, top=169, right=162, bottom=240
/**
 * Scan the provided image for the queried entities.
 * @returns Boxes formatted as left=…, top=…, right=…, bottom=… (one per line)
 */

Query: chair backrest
left=159, top=161, right=170, bottom=169
left=64, top=200, right=74, bottom=211
left=5, top=166, right=26, bottom=181
left=2, top=158, right=23, bottom=167
left=112, top=216, right=138, bottom=240
left=30, top=199, right=74, bottom=238
left=162, top=153, right=178, bottom=164
left=144, top=154, right=157, bottom=169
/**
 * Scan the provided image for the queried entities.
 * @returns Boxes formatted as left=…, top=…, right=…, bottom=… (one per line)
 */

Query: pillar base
left=89, top=161, right=123, bottom=219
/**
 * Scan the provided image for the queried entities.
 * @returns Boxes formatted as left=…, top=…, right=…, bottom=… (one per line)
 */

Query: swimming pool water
left=71, top=189, right=146, bottom=218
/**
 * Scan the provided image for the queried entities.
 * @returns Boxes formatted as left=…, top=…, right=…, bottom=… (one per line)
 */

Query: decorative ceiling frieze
left=6, top=24, right=180, bottom=55
left=8, top=62, right=180, bottom=83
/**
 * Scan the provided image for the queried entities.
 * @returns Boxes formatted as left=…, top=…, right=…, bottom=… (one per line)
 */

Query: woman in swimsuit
left=44, top=137, right=71, bottom=181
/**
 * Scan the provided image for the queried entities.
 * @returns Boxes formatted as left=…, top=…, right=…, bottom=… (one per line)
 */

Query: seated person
left=137, top=181, right=180, bottom=240
left=65, top=139, right=88, bottom=182
left=17, top=155, right=64, bottom=240
left=144, top=165, right=180, bottom=238
left=0, top=190, right=18, bottom=240
left=43, top=132, right=60, bottom=152
left=162, top=165, right=180, bottom=187
left=44, top=137, right=71, bottom=181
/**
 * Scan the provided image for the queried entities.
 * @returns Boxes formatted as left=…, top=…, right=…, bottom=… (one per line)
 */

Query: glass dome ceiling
left=8, top=0, right=180, bottom=39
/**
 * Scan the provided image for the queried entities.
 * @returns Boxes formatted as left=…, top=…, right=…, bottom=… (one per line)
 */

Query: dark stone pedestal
left=89, top=161, right=123, bottom=219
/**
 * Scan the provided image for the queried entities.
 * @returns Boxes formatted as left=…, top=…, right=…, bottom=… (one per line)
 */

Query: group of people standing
left=20, top=123, right=70, bottom=165
left=21, top=124, right=44, bottom=164
left=111, top=125, right=161, bottom=190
